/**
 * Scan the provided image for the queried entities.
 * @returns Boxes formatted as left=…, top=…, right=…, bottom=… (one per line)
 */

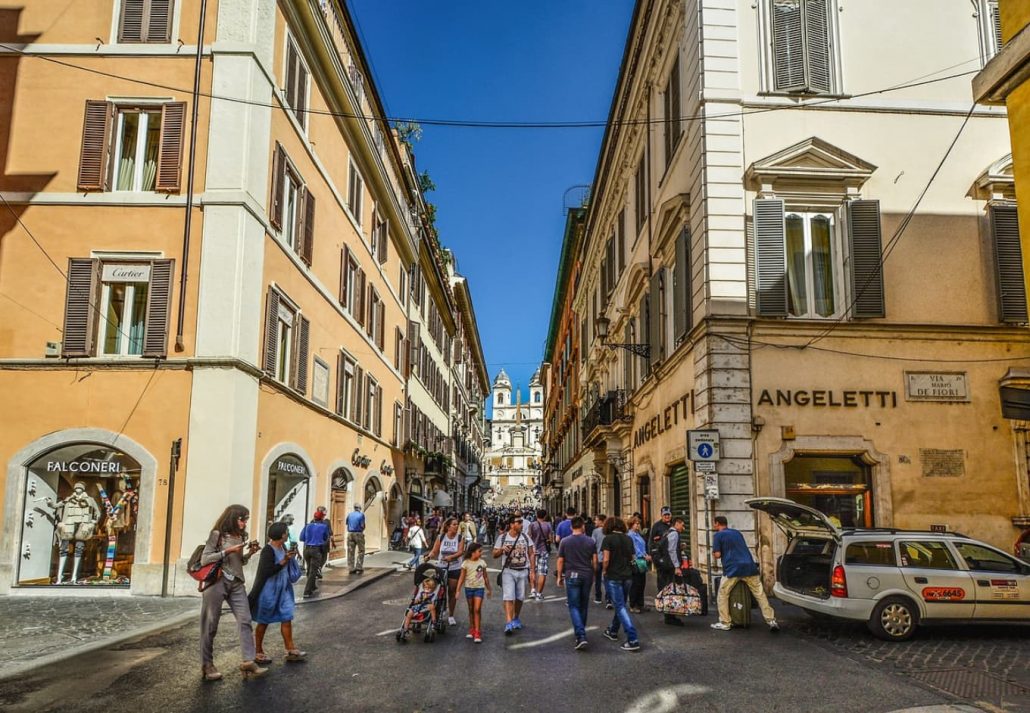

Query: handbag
left=286, top=555, right=302, bottom=584
left=187, top=536, right=223, bottom=592
left=655, top=581, right=703, bottom=616
left=633, top=557, right=649, bottom=575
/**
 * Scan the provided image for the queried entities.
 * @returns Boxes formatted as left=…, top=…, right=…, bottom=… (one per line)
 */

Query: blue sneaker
left=512, top=618, right=523, bottom=630
left=504, top=622, right=514, bottom=636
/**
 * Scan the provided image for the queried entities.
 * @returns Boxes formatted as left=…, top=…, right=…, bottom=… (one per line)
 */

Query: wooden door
left=330, top=491, right=348, bottom=558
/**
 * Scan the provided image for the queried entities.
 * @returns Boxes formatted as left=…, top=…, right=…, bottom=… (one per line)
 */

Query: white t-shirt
left=494, top=532, right=531, bottom=570
left=408, top=526, right=428, bottom=549
left=439, top=534, right=462, bottom=571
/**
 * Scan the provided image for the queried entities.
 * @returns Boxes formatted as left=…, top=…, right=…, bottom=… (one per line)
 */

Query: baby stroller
left=395, top=562, right=449, bottom=643
left=389, top=525, right=405, bottom=551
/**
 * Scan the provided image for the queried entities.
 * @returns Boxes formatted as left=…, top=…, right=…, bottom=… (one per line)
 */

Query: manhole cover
left=910, top=669, right=1030, bottom=703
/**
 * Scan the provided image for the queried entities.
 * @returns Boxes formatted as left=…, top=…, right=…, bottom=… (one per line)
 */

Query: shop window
left=19, top=444, right=142, bottom=586
left=899, top=541, right=958, bottom=570
left=266, top=454, right=310, bottom=538
left=784, top=454, right=872, bottom=528
left=364, top=477, right=382, bottom=508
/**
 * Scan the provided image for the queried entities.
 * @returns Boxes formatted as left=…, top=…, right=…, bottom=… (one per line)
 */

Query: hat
left=313, top=510, right=325, bottom=520
left=660, top=506, right=672, bottom=516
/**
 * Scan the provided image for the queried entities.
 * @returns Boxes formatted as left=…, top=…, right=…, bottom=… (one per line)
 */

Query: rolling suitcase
left=729, top=580, right=752, bottom=628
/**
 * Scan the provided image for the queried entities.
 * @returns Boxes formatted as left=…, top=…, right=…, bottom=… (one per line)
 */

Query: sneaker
left=474, top=632, right=482, bottom=644
left=768, top=620, right=781, bottom=633
left=620, top=641, right=641, bottom=652
left=602, top=628, right=618, bottom=642
left=466, top=630, right=474, bottom=639
left=448, top=616, right=457, bottom=626
left=711, top=622, right=733, bottom=631
left=593, top=598, right=603, bottom=605
left=504, top=622, right=514, bottom=636
left=512, top=618, right=523, bottom=630
left=530, top=589, right=537, bottom=598
left=629, top=607, right=642, bottom=614
left=605, top=601, right=614, bottom=610
left=574, top=638, right=589, bottom=651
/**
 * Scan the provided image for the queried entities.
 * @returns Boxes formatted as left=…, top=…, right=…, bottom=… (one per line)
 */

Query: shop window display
left=19, top=444, right=141, bottom=586
left=784, top=454, right=872, bottom=528
left=266, top=454, right=310, bottom=543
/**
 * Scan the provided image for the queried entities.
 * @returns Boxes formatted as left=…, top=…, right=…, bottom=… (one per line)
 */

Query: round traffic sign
left=697, top=443, right=714, bottom=459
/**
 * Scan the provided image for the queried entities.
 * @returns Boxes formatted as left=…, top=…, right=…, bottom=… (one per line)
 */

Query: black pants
left=656, top=567, right=676, bottom=619
left=303, top=549, right=324, bottom=596
left=594, top=561, right=604, bottom=600
left=630, top=570, right=647, bottom=608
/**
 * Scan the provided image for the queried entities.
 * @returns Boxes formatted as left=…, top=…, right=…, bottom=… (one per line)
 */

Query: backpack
left=652, top=531, right=674, bottom=570
left=186, top=539, right=222, bottom=592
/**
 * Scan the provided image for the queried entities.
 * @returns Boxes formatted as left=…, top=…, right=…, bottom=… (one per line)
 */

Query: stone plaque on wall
left=920, top=449, right=965, bottom=477
left=905, top=372, right=969, bottom=402
left=312, top=357, right=330, bottom=407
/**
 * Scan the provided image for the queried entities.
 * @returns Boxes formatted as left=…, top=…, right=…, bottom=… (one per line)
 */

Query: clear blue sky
left=348, top=1, right=634, bottom=411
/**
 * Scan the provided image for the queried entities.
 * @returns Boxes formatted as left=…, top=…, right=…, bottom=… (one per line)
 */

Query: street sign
left=688, top=429, right=720, bottom=462
left=694, top=461, right=716, bottom=473
left=702, top=472, right=720, bottom=500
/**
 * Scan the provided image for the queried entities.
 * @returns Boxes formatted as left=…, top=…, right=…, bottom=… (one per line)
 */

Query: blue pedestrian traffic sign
left=697, top=443, right=714, bottom=459
left=687, top=429, right=720, bottom=462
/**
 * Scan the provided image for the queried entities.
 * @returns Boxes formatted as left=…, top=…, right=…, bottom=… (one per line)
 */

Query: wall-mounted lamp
left=595, top=315, right=651, bottom=359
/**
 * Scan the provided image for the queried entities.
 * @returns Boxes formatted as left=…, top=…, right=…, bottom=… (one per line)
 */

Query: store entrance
left=784, top=454, right=873, bottom=528
left=329, top=468, right=353, bottom=559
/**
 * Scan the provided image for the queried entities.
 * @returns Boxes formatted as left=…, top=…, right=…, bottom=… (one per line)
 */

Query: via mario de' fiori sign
left=904, top=372, right=969, bottom=402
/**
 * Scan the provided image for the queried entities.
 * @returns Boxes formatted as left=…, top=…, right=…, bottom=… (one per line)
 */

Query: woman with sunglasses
left=199, top=504, right=264, bottom=681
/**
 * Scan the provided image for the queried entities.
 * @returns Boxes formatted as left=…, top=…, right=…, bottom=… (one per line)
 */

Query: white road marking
left=375, top=628, right=398, bottom=636
left=506, top=626, right=598, bottom=650
left=624, top=684, right=711, bottom=713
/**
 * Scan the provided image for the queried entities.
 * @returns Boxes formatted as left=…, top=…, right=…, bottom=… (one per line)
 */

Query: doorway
left=329, top=468, right=353, bottom=559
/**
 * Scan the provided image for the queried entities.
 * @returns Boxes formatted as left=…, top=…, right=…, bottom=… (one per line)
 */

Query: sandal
left=285, top=649, right=307, bottom=662
left=253, top=654, right=272, bottom=665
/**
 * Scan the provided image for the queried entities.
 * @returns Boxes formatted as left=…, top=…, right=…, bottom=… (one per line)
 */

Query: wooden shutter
left=364, top=286, right=375, bottom=338
left=804, top=0, right=832, bottom=93
left=340, top=246, right=350, bottom=306
left=146, top=0, right=173, bottom=42
left=353, top=366, right=365, bottom=425
left=77, top=101, right=113, bottom=192
left=61, top=258, right=101, bottom=357
left=155, top=101, right=185, bottom=192
left=991, top=1, right=1003, bottom=53
left=617, top=210, right=626, bottom=275
left=847, top=199, right=886, bottom=319
left=335, top=352, right=345, bottom=416
left=406, top=321, right=419, bottom=377
left=673, top=227, right=692, bottom=341
left=292, top=315, right=310, bottom=394
left=120, top=0, right=172, bottom=42
left=300, top=190, right=315, bottom=265
left=638, top=293, right=650, bottom=375
left=378, top=218, right=389, bottom=263
left=375, top=385, right=383, bottom=437
left=754, top=198, right=788, bottom=316
left=772, top=0, right=804, bottom=91
left=118, top=0, right=145, bottom=42
left=285, top=40, right=298, bottom=111
left=648, top=272, right=662, bottom=365
left=376, top=300, right=385, bottom=350
left=142, top=259, right=174, bottom=358
left=270, top=144, right=286, bottom=229
left=623, top=321, right=632, bottom=389
left=355, top=268, right=367, bottom=327
left=989, top=204, right=1028, bottom=323
left=263, top=288, right=280, bottom=376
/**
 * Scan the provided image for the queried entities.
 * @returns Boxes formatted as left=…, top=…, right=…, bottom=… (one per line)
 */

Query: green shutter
left=668, top=464, right=691, bottom=550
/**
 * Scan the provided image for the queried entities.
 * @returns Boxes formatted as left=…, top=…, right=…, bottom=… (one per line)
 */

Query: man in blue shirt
left=300, top=509, right=332, bottom=598
left=346, top=504, right=367, bottom=574
left=710, top=515, right=779, bottom=632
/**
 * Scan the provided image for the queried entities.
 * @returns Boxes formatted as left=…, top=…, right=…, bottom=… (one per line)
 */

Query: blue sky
left=348, top=1, right=634, bottom=411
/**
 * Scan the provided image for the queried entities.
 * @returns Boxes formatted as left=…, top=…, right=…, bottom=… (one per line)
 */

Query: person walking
left=654, top=516, right=687, bottom=626
left=249, top=522, right=306, bottom=665
left=299, top=509, right=332, bottom=599
left=528, top=508, right=553, bottom=600
left=710, top=515, right=780, bottom=632
left=455, top=542, right=492, bottom=643
left=315, top=505, right=333, bottom=570
left=591, top=514, right=607, bottom=605
left=554, top=507, right=576, bottom=543
left=428, top=517, right=465, bottom=627
left=601, top=517, right=641, bottom=652
left=198, top=504, right=265, bottom=681
left=405, top=516, right=428, bottom=570
left=555, top=516, right=597, bottom=651
left=346, top=504, right=366, bottom=574
left=627, top=516, right=650, bottom=613
left=492, top=514, right=534, bottom=635
left=459, top=512, right=477, bottom=545
left=426, top=508, right=442, bottom=551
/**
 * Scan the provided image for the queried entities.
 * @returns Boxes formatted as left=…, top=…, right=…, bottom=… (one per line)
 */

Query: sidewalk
left=0, top=549, right=409, bottom=682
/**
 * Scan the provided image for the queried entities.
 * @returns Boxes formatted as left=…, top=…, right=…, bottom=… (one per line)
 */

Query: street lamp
left=595, top=315, right=650, bottom=359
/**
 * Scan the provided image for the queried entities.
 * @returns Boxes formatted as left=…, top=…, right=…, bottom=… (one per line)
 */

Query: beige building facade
left=553, top=0, right=1030, bottom=584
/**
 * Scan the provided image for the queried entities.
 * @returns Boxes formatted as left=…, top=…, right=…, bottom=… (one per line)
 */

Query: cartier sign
left=351, top=449, right=372, bottom=468
left=633, top=392, right=695, bottom=448
left=757, top=389, right=898, bottom=408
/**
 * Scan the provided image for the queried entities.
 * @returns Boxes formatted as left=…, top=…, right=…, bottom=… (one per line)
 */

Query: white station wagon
left=747, top=497, right=1030, bottom=641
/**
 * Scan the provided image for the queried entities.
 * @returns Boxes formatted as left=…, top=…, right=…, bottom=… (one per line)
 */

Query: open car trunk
left=778, top=536, right=837, bottom=599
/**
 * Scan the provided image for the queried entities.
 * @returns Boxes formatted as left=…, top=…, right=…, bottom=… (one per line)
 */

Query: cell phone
left=290, top=542, right=298, bottom=552
left=249, top=540, right=259, bottom=548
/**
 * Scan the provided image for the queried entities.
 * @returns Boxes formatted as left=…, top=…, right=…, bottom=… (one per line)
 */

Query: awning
left=408, top=493, right=432, bottom=505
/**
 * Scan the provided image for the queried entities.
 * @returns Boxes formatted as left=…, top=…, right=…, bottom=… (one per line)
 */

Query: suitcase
left=729, top=580, right=752, bottom=628
left=683, top=568, right=709, bottom=616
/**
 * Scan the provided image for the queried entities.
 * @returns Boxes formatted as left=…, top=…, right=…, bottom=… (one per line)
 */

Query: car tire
left=868, top=596, right=919, bottom=641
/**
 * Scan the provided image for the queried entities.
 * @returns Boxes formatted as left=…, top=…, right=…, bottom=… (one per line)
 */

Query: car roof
left=839, top=528, right=970, bottom=538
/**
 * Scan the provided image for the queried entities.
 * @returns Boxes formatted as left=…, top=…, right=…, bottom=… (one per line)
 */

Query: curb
left=0, top=568, right=396, bottom=683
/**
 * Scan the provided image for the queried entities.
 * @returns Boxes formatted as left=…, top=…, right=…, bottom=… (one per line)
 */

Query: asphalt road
left=0, top=572, right=959, bottom=713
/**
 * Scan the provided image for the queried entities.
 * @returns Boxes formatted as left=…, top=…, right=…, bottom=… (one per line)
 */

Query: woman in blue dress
left=248, top=521, right=306, bottom=663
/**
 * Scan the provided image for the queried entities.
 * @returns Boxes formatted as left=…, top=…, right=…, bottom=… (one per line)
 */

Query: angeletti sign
left=905, top=372, right=969, bottom=403
left=757, top=389, right=898, bottom=408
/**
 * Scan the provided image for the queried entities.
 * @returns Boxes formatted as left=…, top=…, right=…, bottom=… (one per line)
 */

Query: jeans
left=605, top=578, right=638, bottom=643
left=408, top=547, right=423, bottom=568
left=564, top=574, right=592, bottom=641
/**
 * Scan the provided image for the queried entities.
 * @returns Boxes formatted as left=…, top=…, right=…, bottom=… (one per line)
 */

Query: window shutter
left=336, top=352, right=345, bottom=416
left=270, top=144, right=285, bottom=229
left=340, top=246, right=350, bottom=306
left=353, top=366, right=365, bottom=425
left=77, top=101, right=113, bottom=192
left=145, top=0, right=173, bottom=42
left=365, top=286, right=375, bottom=338
left=301, top=190, right=315, bottom=265
left=118, top=0, right=145, bottom=42
left=407, top=321, right=420, bottom=377
left=623, top=321, right=632, bottom=389
left=990, top=1, right=1003, bottom=53
left=847, top=199, right=886, bottom=319
left=285, top=40, right=298, bottom=111
left=376, top=300, right=385, bottom=350
left=754, top=198, right=788, bottom=316
left=142, top=259, right=174, bottom=358
left=772, top=0, right=805, bottom=91
left=263, top=288, right=280, bottom=376
left=989, top=204, right=1028, bottom=323
left=804, top=0, right=832, bottom=93
left=673, top=227, right=692, bottom=341
left=648, top=272, right=662, bottom=365
left=378, top=218, right=389, bottom=263
left=617, top=210, right=626, bottom=275
left=355, top=267, right=366, bottom=327
left=375, top=385, right=383, bottom=437
left=292, top=314, right=310, bottom=394
left=61, top=258, right=100, bottom=357
left=155, top=101, right=185, bottom=192
left=639, top=293, right=650, bottom=375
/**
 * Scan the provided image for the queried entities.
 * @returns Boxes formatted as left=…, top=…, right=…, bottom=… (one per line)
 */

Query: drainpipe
left=161, top=438, right=182, bottom=597
left=175, top=0, right=208, bottom=351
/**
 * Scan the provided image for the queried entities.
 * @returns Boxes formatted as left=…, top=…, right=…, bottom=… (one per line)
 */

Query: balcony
left=582, top=390, right=630, bottom=442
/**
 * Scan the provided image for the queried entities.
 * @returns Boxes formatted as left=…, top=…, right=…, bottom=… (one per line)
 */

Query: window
left=348, top=161, right=364, bottom=227
left=981, top=0, right=1004, bottom=62
left=61, top=259, right=174, bottom=359
left=955, top=542, right=1022, bottom=574
left=337, top=353, right=356, bottom=418
left=367, top=287, right=385, bottom=350
left=635, top=153, right=647, bottom=234
left=988, top=204, right=1028, bottom=323
left=394, top=327, right=405, bottom=371
left=785, top=211, right=838, bottom=318
left=664, top=56, right=682, bottom=168
left=117, top=0, right=173, bottom=43
left=282, top=168, right=302, bottom=252
left=845, top=542, right=897, bottom=567
left=616, top=209, right=626, bottom=275
left=263, top=287, right=309, bottom=394
left=366, top=376, right=378, bottom=433
left=673, top=227, right=692, bottom=343
left=393, top=402, right=404, bottom=446
left=77, top=101, right=184, bottom=193
left=371, top=205, right=389, bottom=264
left=283, top=37, right=309, bottom=128
left=768, top=0, right=834, bottom=94
left=270, top=145, right=315, bottom=264
left=899, top=541, right=958, bottom=570
left=497, top=393, right=504, bottom=405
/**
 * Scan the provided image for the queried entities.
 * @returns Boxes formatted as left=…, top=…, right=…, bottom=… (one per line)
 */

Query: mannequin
left=97, top=479, right=138, bottom=580
left=54, top=482, right=101, bottom=584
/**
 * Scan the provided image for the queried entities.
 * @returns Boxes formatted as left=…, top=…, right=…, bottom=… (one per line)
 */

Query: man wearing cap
left=346, top=504, right=367, bottom=574
left=650, top=506, right=673, bottom=558
left=300, top=509, right=332, bottom=598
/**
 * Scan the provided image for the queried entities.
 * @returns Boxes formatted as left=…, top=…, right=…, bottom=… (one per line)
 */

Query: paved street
left=3, top=571, right=1025, bottom=713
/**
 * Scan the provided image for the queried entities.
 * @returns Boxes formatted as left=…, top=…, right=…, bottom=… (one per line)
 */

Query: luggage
left=655, top=582, right=703, bottom=616
left=683, top=567, right=708, bottom=616
left=729, top=580, right=753, bottom=628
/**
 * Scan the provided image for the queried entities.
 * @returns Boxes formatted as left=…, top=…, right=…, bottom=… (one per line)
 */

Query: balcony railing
left=582, top=390, right=630, bottom=440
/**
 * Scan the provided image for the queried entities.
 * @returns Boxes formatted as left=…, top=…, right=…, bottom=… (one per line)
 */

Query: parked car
left=747, top=497, right=1030, bottom=641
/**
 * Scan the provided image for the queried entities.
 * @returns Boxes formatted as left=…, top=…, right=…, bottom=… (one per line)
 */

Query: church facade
left=485, top=369, right=544, bottom=497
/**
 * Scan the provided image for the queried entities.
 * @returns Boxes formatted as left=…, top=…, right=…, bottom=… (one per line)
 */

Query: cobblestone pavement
left=785, top=610, right=1030, bottom=712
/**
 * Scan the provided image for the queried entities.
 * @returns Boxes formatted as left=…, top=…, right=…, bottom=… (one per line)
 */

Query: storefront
left=784, top=454, right=873, bottom=528
left=266, top=453, right=311, bottom=542
left=407, top=475, right=430, bottom=515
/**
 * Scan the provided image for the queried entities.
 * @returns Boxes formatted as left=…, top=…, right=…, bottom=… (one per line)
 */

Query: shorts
left=464, top=587, right=485, bottom=600
left=501, top=568, right=529, bottom=601
left=535, top=551, right=550, bottom=575
left=447, top=569, right=461, bottom=581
